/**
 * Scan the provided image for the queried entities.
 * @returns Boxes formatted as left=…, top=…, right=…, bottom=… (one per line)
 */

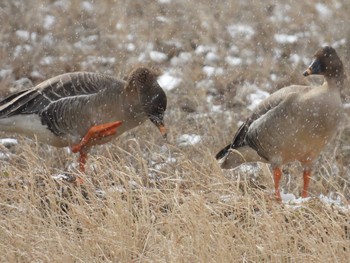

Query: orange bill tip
left=303, top=67, right=312, bottom=76
left=159, top=125, right=167, bottom=138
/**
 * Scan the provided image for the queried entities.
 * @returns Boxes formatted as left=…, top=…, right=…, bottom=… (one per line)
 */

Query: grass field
left=0, top=0, right=349, bottom=262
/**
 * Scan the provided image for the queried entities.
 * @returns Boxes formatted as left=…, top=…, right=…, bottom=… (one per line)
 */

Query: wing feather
left=216, top=85, right=312, bottom=159
left=0, top=72, right=125, bottom=118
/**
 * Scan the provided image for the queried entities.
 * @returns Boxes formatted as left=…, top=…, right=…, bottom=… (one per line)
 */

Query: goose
left=0, top=67, right=167, bottom=181
left=216, top=46, right=345, bottom=200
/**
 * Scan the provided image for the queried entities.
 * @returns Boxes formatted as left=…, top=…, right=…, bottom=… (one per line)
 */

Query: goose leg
left=78, top=151, right=88, bottom=173
left=70, top=121, right=123, bottom=184
left=71, top=121, right=123, bottom=154
left=273, top=167, right=282, bottom=201
left=301, top=169, right=312, bottom=198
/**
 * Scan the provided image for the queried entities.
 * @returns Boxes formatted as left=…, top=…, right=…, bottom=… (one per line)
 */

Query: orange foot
left=273, top=167, right=282, bottom=202
left=71, top=121, right=123, bottom=175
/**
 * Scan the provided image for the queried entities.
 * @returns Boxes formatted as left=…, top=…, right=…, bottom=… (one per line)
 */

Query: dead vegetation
left=0, top=0, right=350, bottom=262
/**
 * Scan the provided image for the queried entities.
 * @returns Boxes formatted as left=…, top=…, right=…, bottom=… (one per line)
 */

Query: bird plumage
left=216, top=46, right=345, bottom=199
left=0, top=67, right=167, bottom=175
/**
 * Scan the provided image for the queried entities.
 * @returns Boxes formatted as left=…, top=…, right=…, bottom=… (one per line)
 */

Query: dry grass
left=0, top=0, right=350, bottom=262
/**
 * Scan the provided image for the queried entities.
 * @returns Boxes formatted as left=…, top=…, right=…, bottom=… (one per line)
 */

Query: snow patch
left=195, top=45, right=216, bottom=55
left=149, top=51, right=168, bottom=63
left=0, top=69, right=13, bottom=79
left=156, top=16, right=170, bottom=23
left=225, top=56, right=242, bottom=66
left=202, top=66, right=223, bottom=77
left=247, top=89, right=270, bottom=111
left=40, top=56, right=55, bottom=65
left=15, top=30, right=30, bottom=41
left=158, top=72, right=181, bottom=91
left=177, top=134, right=202, bottom=146
left=81, top=1, right=94, bottom=12
left=274, top=34, right=298, bottom=44
left=43, top=15, right=55, bottom=29
left=315, top=3, right=332, bottom=18
left=205, top=52, right=219, bottom=63
left=0, top=152, right=10, bottom=161
left=14, top=45, right=33, bottom=58
left=170, top=52, right=192, bottom=66
left=227, top=24, right=255, bottom=40
left=0, top=139, right=17, bottom=147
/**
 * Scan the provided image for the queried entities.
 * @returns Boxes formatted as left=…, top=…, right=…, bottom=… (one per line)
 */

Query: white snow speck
left=177, top=134, right=202, bottom=146
left=158, top=72, right=181, bottom=91
left=227, top=24, right=255, bottom=40
left=274, top=34, right=298, bottom=44
left=149, top=51, right=168, bottom=63
left=158, top=0, right=171, bottom=3
left=15, top=30, right=30, bottom=41
left=43, top=15, right=55, bottom=29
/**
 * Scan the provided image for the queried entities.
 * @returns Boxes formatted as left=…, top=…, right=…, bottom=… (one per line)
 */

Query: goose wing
left=216, top=85, right=311, bottom=159
left=0, top=72, right=125, bottom=118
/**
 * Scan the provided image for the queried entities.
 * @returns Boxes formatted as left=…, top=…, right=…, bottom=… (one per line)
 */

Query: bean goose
left=216, top=46, right=345, bottom=200
left=0, top=67, right=167, bottom=180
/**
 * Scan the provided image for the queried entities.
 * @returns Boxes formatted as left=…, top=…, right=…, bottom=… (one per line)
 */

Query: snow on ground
left=1, top=1, right=348, bottom=209
left=227, top=24, right=255, bottom=40
left=149, top=51, right=168, bottom=63
left=247, top=88, right=270, bottom=111
left=158, top=72, right=182, bottom=91
left=274, top=33, right=298, bottom=44
left=0, top=138, right=18, bottom=147
left=177, top=134, right=202, bottom=146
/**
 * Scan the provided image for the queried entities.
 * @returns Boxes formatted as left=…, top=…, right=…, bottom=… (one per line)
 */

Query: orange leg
left=71, top=121, right=123, bottom=154
left=70, top=121, right=123, bottom=184
left=302, top=170, right=312, bottom=198
left=273, top=167, right=282, bottom=201
left=79, top=151, right=88, bottom=173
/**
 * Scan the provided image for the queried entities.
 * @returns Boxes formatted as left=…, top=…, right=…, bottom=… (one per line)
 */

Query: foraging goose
left=0, top=67, right=167, bottom=177
left=216, top=46, right=345, bottom=200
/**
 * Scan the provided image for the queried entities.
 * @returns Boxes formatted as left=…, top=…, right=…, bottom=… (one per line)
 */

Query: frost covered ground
left=0, top=0, right=349, bottom=262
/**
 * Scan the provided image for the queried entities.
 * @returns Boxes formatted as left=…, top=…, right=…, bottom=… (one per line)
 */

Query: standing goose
left=216, top=46, right=345, bottom=200
left=0, top=67, right=167, bottom=178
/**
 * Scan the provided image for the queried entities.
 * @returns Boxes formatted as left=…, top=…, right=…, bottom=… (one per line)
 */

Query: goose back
left=0, top=72, right=125, bottom=118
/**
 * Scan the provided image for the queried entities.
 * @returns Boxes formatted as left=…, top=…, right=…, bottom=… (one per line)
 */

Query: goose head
left=303, top=46, right=345, bottom=82
left=128, top=67, right=167, bottom=138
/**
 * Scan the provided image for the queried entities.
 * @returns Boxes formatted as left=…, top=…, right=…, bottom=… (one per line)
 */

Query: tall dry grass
left=0, top=0, right=349, bottom=262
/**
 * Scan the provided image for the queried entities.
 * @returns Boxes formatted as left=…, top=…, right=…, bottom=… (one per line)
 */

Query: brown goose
left=0, top=67, right=167, bottom=178
left=216, top=46, right=345, bottom=200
